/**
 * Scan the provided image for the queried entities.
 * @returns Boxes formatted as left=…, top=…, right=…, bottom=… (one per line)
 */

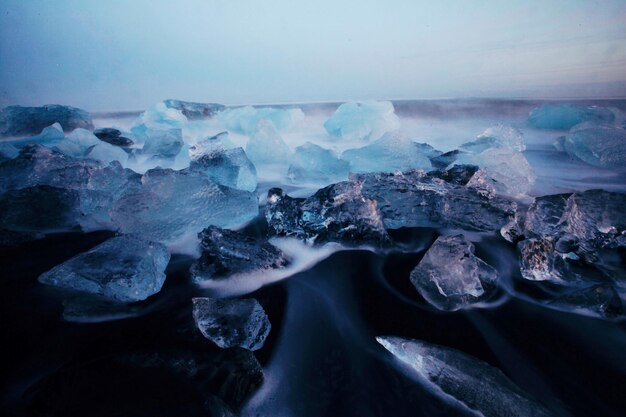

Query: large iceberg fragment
left=324, top=101, right=400, bottom=141
left=341, top=132, right=432, bottom=173
left=410, top=235, right=499, bottom=311
left=190, top=226, right=289, bottom=283
left=287, top=142, right=349, bottom=184
left=39, top=235, right=170, bottom=302
left=561, top=123, right=626, bottom=168
left=189, top=144, right=257, bottom=192
left=245, top=119, right=292, bottom=165
left=192, top=297, right=271, bottom=351
left=377, top=337, right=553, bottom=417
left=265, top=183, right=391, bottom=245
left=0, top=104, right=93, bottom=137
left=460, top=124, right=526, bottom=153
left=528, top=103, right=615, bottom=129
left=110, top=168, right=258, bottom=244
left=219, top=106, right=304, bottom=134
left=163, top=99, right=225, bottom=120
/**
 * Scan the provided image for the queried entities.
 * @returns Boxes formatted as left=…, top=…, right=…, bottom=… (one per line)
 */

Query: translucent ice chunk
left=192, top=297, right=271, bottom=351
left=0, top=104, right=93, bottom=137
left=190, top=146, right=257, bottom=192
left=53, top=128, right=102, bottom=158
left=377, top=336, right=553, bottom=417
left=20, top=122, right=65, bottom=146
left=324, top=100, right=400, bottom=141
left=528, top=103, right=614, bottom=129
left=341, top=132, right=432, bottom=173
left=287, top=142, right=349, bottom=184
left=460, top=124, right=526, bottom=153
left=410, top=235, right=499, bottom=311
left=245, top=119, right=292, bottom=165
left=39, top=235, right=170, bottom=302
left=561, top=123, right=626, bottom=168
left=135, top=101, right=188, bottom=130
left=188, top=131, right=237, bottom=160
left=86, top=142, right=129, bottom=164
left=219, top=106, right=304, bottom=134
left=140, top=128, right=184, bottom=161
left=110, top=168, right=258, bottom=244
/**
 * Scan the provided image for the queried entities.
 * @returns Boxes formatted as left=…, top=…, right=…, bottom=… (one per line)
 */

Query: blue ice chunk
left=324, top=101, right=400, bottom=141
left=287, top=142, right=349, bottom=184
left=39, top=235, right=170, bottom=302
left=0, top=143, right=19, bottom=159
left=110, top=167, right=258, bottom=244
left=86, top=142, right=130, bottom=164
left=460, top=124, right=526, bottom=153
left=135, top=101, right=188, bottom=130
left=341, top=132, right=432, bottom=173
left=245, top=119, right=292, bottom=165
left=219, top=106, right=304, bottom=134
left=561, top=123, right=626, bottom=168
left=53, top=128, right=101, bottom=157
left=188, top=132, right=237, bottom=161
left=140, top=128, right=184, bottom=161
left=190, top=145, right=257, bottom=192
left=192, top=297, right=271, bottom=351
left=0, top=105, right=93, bottom=137
left=528, top=103, right=615, bottom=130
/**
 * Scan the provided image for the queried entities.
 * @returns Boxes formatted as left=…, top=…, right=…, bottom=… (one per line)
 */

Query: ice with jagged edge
left=190, top=145, right=257, bottom=192
left=245, top=119, right=293, bottom=166
left=192, top=297, right=271, bottom=351
left=324, top=100, right=400, bottom=141
left=219, top=106, right=304, bottom=134
left=287, top=142, right=349, bottom=184
left=110, top=167, right=258, bottom=245
left=39, top=235, right=170, bottom=302
left=138, top=127, right=184, bottom=163
left=560, top=123, right=626, bottom=168
left=528, top=103, right=615, bottom=129
left=341, top=132, right=432, bottom=173
left=377, top=336, right=553, bottom=417
left=410, top=235, right=499, bottom=311
left=460, top=124, right=526, bottom=153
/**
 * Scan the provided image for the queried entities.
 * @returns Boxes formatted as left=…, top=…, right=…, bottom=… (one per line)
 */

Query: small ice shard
left=110, top=168, right=258, bottom=244
left=517, top=237, right=579, bottom=283
left=219, top=106, right=304, bottom=134
left=341, top=132, right=432, bottom=173
left=245, top=119, right=292, bottom=165
left=287, top=142, right=349, bottom=184
left=38, top=235, right=170, bottom=302
left=0, top=143, right=19, bottom=159
left=410, top=235, right=499, bottom=311
left=376, top=336, right=553, bottom=417
left=94, top=128, right=134, bottom=147
left=528, top=103, right=615, bottom=129
left=162, top=99, right=225, bottom=120
left=140, top=128, right=184, bottom=161
left=0, top=104, right=93, bottom=137
left=324, top=100, right=400, bottom=141
left=190, top=225, right=289, bottom=283
left=189, top=145, right=257, bottom=192
left=460, top=124, right=526, bottom=153
left=266, top=183, right=391, bottom=245
left=561, top=123, right=626, bottom=168
left=192, top=297, right=271, bottom=351
left=548, top=284, right=623, bottom=318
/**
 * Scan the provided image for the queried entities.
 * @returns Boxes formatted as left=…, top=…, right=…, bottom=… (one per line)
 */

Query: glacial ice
left=219, top=106, right=304, bottom=134
left=460, top=124, right=526, bottom=153
left=410, top=235, right=499, bottom=311
left=162, top=99, right=225, bottom=120
left=188, top=132, right=237, bottom=160
left=287, top=142, right=350, bottom=184
left=110, top=168, right=258, bottom=244
left=38, top=235, right=170, bottom=302
left=340, top=132, right=432, bottom=173
left=245, top=119, right=292, bottom=165
left=528, top=103, right=615, bottom=129
left=377, top=336, right=553, bottom=417
left=21, top=122, right=65, bottom=145
left=0, top=104, right=93, bottom=137
left=561, top=123, right=626, bottom=168
left=190, top=225, right=289, bottom=283
left=134, top=101, right=188, bottom=131
left=140, top=128, right=184, bottom=161
left=192, top=297, right=271, bottom=351
left=94, top=128, right=134, bottom=148
left=265, top=183, right=391, bottom=245
left=324, top=101, right=400, bottom=141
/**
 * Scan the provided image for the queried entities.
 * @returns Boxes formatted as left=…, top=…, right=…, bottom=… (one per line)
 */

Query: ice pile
left=528, top=103, right=615, bottom=129
left=110, top=167, right=258, bottom=244
left=192, top=297, right=271, bottom=351
left=324, top=101, right=400, bottom=141
left=340, top=132, right=432, bottom=173
left=219, top=106, right=304, bottom=134
left=245, top=119, right=292, bottom=166
left=0, top=104, right=93, bottom=137
left=190, top=226, right=289, bottom=284
left=287, top=142, right=349, bottom=184
left=377, top=337, right=553, bottom=417
left=559, top=123, right=626, bottom=168
left=39, top=235, right=170, bottom=302
left=410, top=235, right=499, bottom=311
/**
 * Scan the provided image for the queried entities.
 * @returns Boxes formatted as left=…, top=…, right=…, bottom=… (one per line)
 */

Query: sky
left=1, top=0, right=625, bottom=111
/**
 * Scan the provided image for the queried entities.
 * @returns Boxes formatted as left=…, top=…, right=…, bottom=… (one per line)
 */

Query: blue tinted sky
left=1, top=0, right=625, bottom=111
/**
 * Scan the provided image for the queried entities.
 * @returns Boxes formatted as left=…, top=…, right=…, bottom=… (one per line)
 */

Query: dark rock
left=94, top=127, right=134, bottom=147
left=430, top=149, right=465, bottom=169
left=0, top=104, right=93, bottom=137
left=427, top=164, right=479, bottom=185
left=163, top=99, right=225, bottom=120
